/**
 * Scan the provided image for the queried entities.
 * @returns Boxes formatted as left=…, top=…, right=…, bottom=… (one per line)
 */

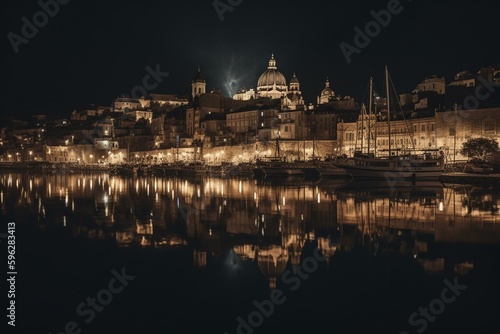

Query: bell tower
left=192, top=66, right=206, bottom=99
left=289, top=73, right=300, bottom=93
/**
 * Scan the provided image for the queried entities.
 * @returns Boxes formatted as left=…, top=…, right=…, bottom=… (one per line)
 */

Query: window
left=449, top=127, right=456, bottom=136
left=484, top=122, right=495, bottom=133
left=285, top=126, right=289, bottom=132
left=421, top=124, right=426, bottom=132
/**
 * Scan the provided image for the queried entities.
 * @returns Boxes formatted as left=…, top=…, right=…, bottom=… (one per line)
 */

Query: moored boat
left=339, top=154, right=444, bottom=180
left=227, top=163, right=254, bottom=178
left=254, top=158, right=305, bottom=178
left=339, top=68, right=444, bottom=180
left=110, top=165, right=138, bottom=176
left=177, top=162, right=205, bottom=178
left=314, top=160, right=350, bottom=178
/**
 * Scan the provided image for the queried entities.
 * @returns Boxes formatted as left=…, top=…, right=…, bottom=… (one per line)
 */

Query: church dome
left=257, top=54, right=287, bottom=98
left=258, top=70, right=287, bottom=87
left=322, top=87, right=334, bottom=96
left=317, top=78, right=335, bottom=105
left=321, top=78, right=334, bottom=97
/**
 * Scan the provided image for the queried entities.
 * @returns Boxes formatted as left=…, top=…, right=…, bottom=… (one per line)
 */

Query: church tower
left=289, top=73, right=301, bottom=93
left=282, top=73, right=305, bottom=110
left=192, top=67, right=206, bottom=99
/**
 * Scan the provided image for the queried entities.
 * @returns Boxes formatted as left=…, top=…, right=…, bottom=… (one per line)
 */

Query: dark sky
left=2, top=0, right=499, bottom=118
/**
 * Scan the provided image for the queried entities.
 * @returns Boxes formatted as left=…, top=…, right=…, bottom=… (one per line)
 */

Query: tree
left=460, top=137, right=499, bottom=162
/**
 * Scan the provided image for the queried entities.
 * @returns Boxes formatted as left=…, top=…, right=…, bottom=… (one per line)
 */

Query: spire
left=325, top=77, right=330, bottom=88
left=268, top=53, right=277, bottom=70
left=193, top=66, right=204, bottom=83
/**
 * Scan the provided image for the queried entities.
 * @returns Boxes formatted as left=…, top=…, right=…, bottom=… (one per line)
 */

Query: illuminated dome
left=321, top=78, right=334, bottom=96
left=257, top=54, right=288, bottom=99
left=317, top=78, right=335, bottom=105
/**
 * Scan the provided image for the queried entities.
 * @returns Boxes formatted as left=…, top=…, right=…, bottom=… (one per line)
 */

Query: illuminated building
left=281, top=73, right=305, bottom=111
left=256, top=54, right=288, bottom=100
left=317, top=78, right=335, bottom=105
left=233, top=87, right=256, bottom=101
left=113, top=97, right=142, bottom=112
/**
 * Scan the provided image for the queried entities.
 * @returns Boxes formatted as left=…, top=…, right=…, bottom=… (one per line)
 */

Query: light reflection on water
left=1, top=173, right=499, bottom=285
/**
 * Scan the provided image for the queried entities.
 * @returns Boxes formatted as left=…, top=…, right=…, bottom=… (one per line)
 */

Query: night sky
left=2, top=0, right=499, bottom=118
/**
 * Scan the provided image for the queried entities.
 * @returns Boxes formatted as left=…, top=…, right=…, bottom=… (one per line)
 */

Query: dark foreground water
left=1, top=173, right=499, bottom=334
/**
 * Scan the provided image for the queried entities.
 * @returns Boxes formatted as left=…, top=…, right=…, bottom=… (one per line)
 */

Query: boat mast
left=361, top=104, right=365, bottom=154
left=312, top=137, right=315, bottom=159
left=368, top=77, right=373, bottom=156
left=276, top=134, right=280, bottom=159
left=374, top=96, right=378, bottom=154
left=385, top=66, right=391, bottom=157
left=303, top=139, right=306, bottom=161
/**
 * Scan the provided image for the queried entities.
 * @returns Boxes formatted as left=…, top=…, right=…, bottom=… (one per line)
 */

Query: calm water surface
left=1, top=173, right=499, bottom=333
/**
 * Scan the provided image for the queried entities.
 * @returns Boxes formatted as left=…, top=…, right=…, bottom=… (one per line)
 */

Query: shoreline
left=2, top=162, right=500, bottom=185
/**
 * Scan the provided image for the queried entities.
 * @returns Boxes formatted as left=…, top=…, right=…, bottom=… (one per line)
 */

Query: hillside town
left=1, top=55, right=500, bottom=168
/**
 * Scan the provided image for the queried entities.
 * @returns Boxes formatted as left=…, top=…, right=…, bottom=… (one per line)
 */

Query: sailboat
left=253, top=135, right=305, bottom=178
left=338, top=66, right=444, bottom=180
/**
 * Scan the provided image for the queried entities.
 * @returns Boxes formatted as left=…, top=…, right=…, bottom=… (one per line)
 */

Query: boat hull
left=261, top=167, right=303, bottom=177
left=339, top=164, right=443, bottom=179
left=300, top=167, right=321, bottom=178
left=315, top=163, right=351, bottom=178
left=110, top=164, right=141, bottom=176
left=317, top=168, right=351, bottom=178
left=177, top=167, right=205, bottom=178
